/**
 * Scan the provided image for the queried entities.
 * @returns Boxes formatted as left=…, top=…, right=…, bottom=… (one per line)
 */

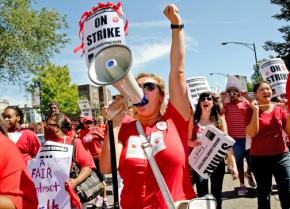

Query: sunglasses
left=139, top=82, right=159, bottom=92
left=47, top=123, right=58, bottom=127
left=85, top=121, right=93, bottom=125
left=228, top=92, right=238, bottom=96
left=200, top=97, right=213, bottom=102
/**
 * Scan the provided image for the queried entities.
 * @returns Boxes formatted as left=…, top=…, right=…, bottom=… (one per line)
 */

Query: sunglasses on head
left=139, top=82, right=159, bottom=92
left=200, top=96, right=213, bottom=102
left=228, top=92, right=238, bottom=96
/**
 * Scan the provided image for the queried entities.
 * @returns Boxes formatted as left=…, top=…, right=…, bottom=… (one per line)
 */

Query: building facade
left=78, top=84, right=112, bottom=116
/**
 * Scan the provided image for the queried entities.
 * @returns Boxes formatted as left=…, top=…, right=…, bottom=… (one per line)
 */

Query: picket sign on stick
left=260, top=58, right=289, bottom=97
left=74, top=2, right=128, bottom=68
left=186, top=77, right=211, bottom=110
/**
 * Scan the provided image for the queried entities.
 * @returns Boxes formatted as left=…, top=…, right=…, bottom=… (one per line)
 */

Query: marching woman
left=45, top=112, right=95, bottom=209
left=2, top=106, right=40, bottom=163
left=246, top=81, right=290, bottom=209
left=189, top=91, right=238, bottom=209
left=100, top=4, right=196, bottom=209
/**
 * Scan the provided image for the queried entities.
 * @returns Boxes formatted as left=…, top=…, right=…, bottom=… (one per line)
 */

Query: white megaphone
left=88, top=44, right=148, bottom=107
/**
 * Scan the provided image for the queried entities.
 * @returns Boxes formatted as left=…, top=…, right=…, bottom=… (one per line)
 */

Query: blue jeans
left=232, top=138, right=251, bottom=172
left=251, top=152, right=290, bottom=209
left=192, top=160, right=225, bottom=209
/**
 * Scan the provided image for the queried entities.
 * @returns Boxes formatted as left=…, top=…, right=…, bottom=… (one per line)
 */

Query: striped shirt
left=224, top=100, right=250, bottom=139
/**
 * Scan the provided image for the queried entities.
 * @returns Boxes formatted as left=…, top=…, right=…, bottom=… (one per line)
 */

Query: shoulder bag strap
left=71, top=137, right=76, bottom=163
left=135, top=120, right=175, bottom=209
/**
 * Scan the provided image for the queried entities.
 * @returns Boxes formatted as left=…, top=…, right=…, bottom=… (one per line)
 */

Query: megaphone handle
left=103, top=86, right=109, bottom=108
left=108, top=106, right=124, bottom=119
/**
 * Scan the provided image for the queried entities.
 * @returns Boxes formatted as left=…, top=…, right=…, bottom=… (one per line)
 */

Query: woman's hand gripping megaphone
left=105, top=95, right=128, bottom=124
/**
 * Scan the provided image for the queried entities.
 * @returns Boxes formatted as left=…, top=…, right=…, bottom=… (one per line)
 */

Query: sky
left=1, top=0, right=286, bottom=106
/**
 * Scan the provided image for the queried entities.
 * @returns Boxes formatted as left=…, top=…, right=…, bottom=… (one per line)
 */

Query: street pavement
left=89, top=171, right=282, bottom=209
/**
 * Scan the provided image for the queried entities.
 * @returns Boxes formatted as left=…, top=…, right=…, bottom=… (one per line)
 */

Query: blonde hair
left=134, top=73, right=167, bottom=114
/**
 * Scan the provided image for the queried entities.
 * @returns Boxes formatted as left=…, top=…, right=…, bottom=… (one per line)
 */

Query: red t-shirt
left=79, top=127, right=105, bottom=159
left=7, top=128, right=40, bottom=163
left=0, top=132, right=38, bottom=209
left=48, top=137, right=95, bottom=169
left=224, top=100, right=249, bottom=139
left=118, top=102, right=196, bottom=209
left=245, top=105, right=289, bottom=155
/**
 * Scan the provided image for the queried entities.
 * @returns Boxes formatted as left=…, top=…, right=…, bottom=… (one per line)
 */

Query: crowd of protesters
left=1, top=84, right=290, bottom=209
left=1, top=4, right=290, bottom=209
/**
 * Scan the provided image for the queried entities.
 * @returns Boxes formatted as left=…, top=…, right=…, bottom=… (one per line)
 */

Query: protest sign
left=74, top=3, right=128, bottom=67
left=226, top=75, right=248, bottom=92
left=260, top=58, right=289, bottom=97
left=186, top=77, right=211, bottom=109
left=188, top=125, right=235, bottom=179
left=28, top=157, right=71, bottom=209
left=78, top=99, right=93, bottom=117
left=37, top=140, right=73, bottom=160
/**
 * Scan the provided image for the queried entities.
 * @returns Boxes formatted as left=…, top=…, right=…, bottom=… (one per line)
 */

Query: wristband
left=171, top=23, right=184, bottom=29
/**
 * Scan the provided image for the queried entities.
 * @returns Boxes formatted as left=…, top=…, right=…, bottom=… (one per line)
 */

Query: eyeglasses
left=85, top=121, right=93, bottom=125
left=47, top=123, right=58, bottom=127
left=228, top=92, right=238, bottom=96
left=139, top=82, right=159, bottom=92
left=200, top=97, right=213, bottom=102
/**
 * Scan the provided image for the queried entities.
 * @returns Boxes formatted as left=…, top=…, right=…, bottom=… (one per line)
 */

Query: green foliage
left=0, top=0, right=69, bottom=84
left=247, top=82, right=254, bottom=92
left=28, top=63, right=79, bottom=116
left=263, top=0, right=290, bottom=70
left=250, top=63, right=263, bottom=83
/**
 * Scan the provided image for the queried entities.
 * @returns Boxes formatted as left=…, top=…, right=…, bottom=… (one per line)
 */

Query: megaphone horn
left=88, top=44, right=148, bottom=106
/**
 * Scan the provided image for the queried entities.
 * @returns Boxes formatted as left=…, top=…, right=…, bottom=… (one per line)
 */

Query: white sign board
left=189, top=125, right=235, bottom=179
left=226, top=75, right=248, bottom=92
left=84, top=7, right=126, bottom=67
left=260, top=58, right=289, bottom=97
left=37, top=140, right=73, bottom=160
left=28, top=157, right=71, bottom=209
left=186, top=77, right=211, bottom=110
left=78, top=99, right=93, bottom=117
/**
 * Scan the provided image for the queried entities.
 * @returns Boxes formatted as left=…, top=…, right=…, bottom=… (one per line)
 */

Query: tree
left=28, top=63, right=79, bottom=117
left=0, top=0, right=69, bottom=84
left=263, top=0, right=290, bottom=70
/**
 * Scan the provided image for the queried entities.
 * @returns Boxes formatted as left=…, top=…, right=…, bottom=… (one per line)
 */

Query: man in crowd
left=220, top=86, right=256, bottom=196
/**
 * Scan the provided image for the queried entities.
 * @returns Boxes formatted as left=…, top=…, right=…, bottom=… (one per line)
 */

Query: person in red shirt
left=100, top=4, right=196, bottom=209
left=220, top=87, right=256, bottom=196
left=0, top=124, right=38, bottom=209
left=246, top=81, right=290, bottom=209
left=2, top=106, right=40, bottom=163
left=79, top=116, right=108, bottom=208
left=45, top=112, right=95, bottom=209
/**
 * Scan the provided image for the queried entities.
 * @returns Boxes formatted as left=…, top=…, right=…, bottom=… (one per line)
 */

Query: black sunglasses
left=85, top=121, right=93, bottom=125
left=47, top=123, right=58, bottom=127
left=200, top=97, right=213, bottom=102
left=139, top=82, right=159, bottom=92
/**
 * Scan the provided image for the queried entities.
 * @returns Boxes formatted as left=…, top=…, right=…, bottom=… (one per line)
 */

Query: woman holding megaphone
left=100, top=4, right=197, bottom=209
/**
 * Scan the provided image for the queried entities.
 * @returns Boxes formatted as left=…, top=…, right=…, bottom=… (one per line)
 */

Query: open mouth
left=203, top=104, right=209, bottom=108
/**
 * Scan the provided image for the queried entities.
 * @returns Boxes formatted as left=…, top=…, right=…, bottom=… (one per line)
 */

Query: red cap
left=82, top=116, right=94, bottom=123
